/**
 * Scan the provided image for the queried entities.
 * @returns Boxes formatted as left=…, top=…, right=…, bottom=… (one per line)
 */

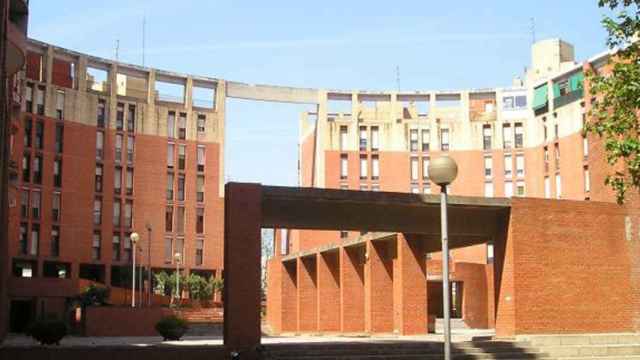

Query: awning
left=532, top=84, right=548, bottom=110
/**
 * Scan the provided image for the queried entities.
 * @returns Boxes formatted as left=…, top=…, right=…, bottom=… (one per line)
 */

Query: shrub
left=76, top=284, right=109, bottom=307
left=28, top=320, right=67, bottom=345
left=155, top=315, right=188, bottom=341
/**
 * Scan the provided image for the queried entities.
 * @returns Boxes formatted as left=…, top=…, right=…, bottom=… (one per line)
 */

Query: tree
left=586, top=0, right=640, bottom=203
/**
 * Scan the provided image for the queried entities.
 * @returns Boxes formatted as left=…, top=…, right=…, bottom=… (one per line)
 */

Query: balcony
left=470, top=110, right=497, bottom=122
left=553, top=89, right=584, bottom=109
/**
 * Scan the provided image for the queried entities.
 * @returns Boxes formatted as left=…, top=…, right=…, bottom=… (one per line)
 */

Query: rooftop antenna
left=142, top=16, right=146, bottom=66
left=530, top=17, right=536, bottom=44
left=115, top=39, right=119, bottom=61
left=396, top=65, right=401, bottom=92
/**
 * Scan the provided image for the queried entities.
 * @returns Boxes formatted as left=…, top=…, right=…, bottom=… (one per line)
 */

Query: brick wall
left=84, top=306, right=172, bottom=336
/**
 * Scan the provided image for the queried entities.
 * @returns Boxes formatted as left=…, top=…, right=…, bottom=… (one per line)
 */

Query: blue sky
left=28, top=1, right=614, bottom=186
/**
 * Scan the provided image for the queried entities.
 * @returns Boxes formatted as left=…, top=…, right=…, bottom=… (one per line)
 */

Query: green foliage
left=586, top=0, right=640, bottom=203
left=155, top=271, right=221, bottom=301
left=155, top=315, right=188, bottom=341
left=75, top=284, right=110, bottom=307
left=28, top=320, right=68, bottom=345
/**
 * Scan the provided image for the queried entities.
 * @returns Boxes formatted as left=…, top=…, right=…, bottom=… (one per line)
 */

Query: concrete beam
left=226, top=81, right=319, bottom=104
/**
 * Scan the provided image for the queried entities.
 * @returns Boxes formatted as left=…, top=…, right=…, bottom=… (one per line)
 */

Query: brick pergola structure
left=224, top=182, right=640, bottom=358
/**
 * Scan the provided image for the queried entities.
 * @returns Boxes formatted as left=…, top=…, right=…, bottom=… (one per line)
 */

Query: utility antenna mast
left=115, top=39, right=119, bottom=61
left=396, top=65, right=401, bottom=92
left=142, top=16, right=146, bottom=66
left=530, top=17, right=536, bottom=44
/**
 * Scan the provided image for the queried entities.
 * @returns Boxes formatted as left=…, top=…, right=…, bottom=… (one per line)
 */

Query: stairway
left=519, top=333, right=640, bottom=360
left=435, top=318, right=471, bottom=333
left=260, top=339, right=550, bottom=359
left=173, top=307, right=224, bottom=336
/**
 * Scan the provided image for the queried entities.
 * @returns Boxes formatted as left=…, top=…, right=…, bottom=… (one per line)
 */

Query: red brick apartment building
left=266, top=39, right=639, bottom=335
left=4, top=38, right=226, bottom=333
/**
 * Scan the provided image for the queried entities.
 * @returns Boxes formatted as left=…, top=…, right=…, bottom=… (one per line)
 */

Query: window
left=167, top=143, right=175, bottom=169
left=20, top=190, right=29, bottom=218
left=371, top=155, right=379, bottom=180
left=125, top=168, right=133, bottom=195
left=544, top=177, right=551, bottom=199
left=340, top=231, right=348, bottom=239
left=584, top=166, right=591, bottom=193
left=93, top=197, right=102, bottom=225
left=35, top=121, right=43, bottom=149
left=423, top=158, right=430, bottom=180
left=25, top=84, right=33, bottom=112
left=127, top=105, right=135, bottom=132
left=514, top=123, right=523, bottom=148
left=31, top=191, right=41, bottom=219
left=411, top=186, right=419, bottom=194
left=196, top=208, right=204, bottom=234
left=55, top=124, right=64, bottom=153
left=410, top=129, right=419, bottom=152
left=51, top=226, right=60, bottom=257
left=166, top=173, right=174, bottom=200
left=485, top=101, right=494, bottom=113
left=484, top=156, right=492, bottom=179
left=197, top=175, right=205, bottom=202
left=164, top=237, right=173, bottom=263
left=516, top=180, right=525, bottom=197
left=36, top=86, right=45, bottom=115
left=176, top=207, right=185, bottom=234
left=53, top=159, right=62, bottom=187
left=359, top=126, right=367, bottom=151
left=167, top=112, right=176, bottom=138
left=30, top=224, right=40, bottom=255
left=22, top=153, right=30, bottom=182
left=504, top=155, right=512, bottom=178
left=52, top=192, right=61, bottom=222
left=197, top=146, right=205, bottom=172
left=178, top=113, right=187, bottom=139
left=502, top=96, right=514, bottom=109
left=515, top=95, right=527, bottom=108
left=176, top=238, right=185, bottom=262
left=359, top=155, right=368, bottom=179
left=112, top=234, right=121, bottom=261
left=423, top=184, right=431, bottom=194
left=24, top=118, right=32, bottom=148
left=165, top=206, right=173, bottom=232
left=197, top=114, right=206, bottom=134
left=92, top=231, right=101, bottom=260
left=555, top=174, right=562, bottom=199
left=421, top=129, right=430, bottom=152
left=195, top=239, right=204, bottom=266
left=359, top=184, right=368, bottom=191
left=484, top=182, right=494, bottom=197
left=554, top=143, right=560, bottom=168
left=116, top=103, right=124, bottom=130
left=340, top=154, right=348, bottom=180
left=440, top=129, right=449, bottom=151
left=502, top=124, right=512, bottom=149
left=339, top=126, right=348, bottom=150
left=127, top=136, right=134, bottom=165
left=583, top=136, right=589, bottom=159
left=371, top=126, right=379, bottom=151
left=33, top=155, right=42, bottom=184
left=372, top=185, right=381, bottom=192
left=56, top=90, right=65, bottom=120
left=175, top=145, right=185, bottom=170
left=114, top=167, right=122, bottom=194
left=19, top=223, right=28, bottom=255
left=114, top=134, right=123, bottom=163
left=482, top=125, right=492, bottom=150
left=113, top=200, right=121, bottom=227
left=97, top=99, right=106, bottom=128
left=516, top=154, right=525, bottom=177
left=96, top=131, right=104, bottom=161
left=177, top=175, right=185, bottom=201
left=487, top=243, right=495, bottom=263
left=504, top=181, right=513, bottom=198
left=123, top=235, right=131, bottom=262
left=124, top=200, right=133, bottom=228
left=410, top=157, right=419, bottom=181
left=95, top=164, right=103, bottom=192
left=554, top=123, right=559, bottom=139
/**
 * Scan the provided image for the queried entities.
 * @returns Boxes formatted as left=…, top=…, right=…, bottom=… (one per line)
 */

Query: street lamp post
left=146, top=223, right=152, bottom=307
left=130, top=232, right=140, bottom=308
left=428, top=156, right=458, bottom=360
left=174, top=252, right=182, bottom=306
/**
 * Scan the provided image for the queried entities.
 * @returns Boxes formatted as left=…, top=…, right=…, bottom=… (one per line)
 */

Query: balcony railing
left=470, top=110, right=497, bottom=122
left=553, top=89, right=584, bottom=109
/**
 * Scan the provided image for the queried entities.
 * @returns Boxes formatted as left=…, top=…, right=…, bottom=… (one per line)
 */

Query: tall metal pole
left=175, top=254, right=180, bottom=306
left=138, top=247, right=142, bottom=307
left=131, top=242, right=136, bottom=308
left=147, top=225, right=152, bottom=306
left=441, top=185, right=451, bottom=360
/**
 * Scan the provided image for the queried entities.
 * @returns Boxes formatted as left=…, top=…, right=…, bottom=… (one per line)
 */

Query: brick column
left=340, top=246, right=365, bottom=332
left=297, top=256, right=318, bottom=332
left=223, top=183, right=262, bottom=356
left=365, top=240, right=394, bottom=333
left=393, top=234, right=427, bottom=334
left=317, top=251, right=340, bottom=332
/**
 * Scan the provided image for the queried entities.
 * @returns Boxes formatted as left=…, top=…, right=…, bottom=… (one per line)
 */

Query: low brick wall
left=0, top=346, right=227, bottom=360
left=85, top=307, right=172, bottom=336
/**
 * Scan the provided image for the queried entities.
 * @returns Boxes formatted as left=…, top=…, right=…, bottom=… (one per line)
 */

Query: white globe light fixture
left=130, top=232, right=140, bottom=308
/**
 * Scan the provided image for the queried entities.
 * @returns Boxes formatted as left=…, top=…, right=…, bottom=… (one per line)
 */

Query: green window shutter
left=552, top=83, right=561, bottom=98
left=569, top=71, right=584, bottom=92
left=532, top=84, right=548, bottom=110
